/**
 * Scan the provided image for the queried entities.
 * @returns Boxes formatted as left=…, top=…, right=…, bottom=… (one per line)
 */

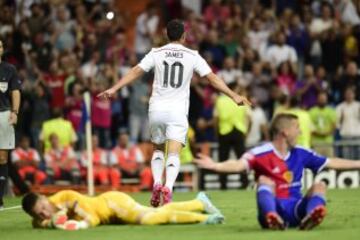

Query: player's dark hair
left=22, top=192, right=40, bottom=216
left=270, top=113, right=298, bottom=140
left=166, top=19, right=185, bottom=41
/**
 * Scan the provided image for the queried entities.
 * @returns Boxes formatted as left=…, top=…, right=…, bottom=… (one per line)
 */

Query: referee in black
left=0, top=38, right=21, bottom=208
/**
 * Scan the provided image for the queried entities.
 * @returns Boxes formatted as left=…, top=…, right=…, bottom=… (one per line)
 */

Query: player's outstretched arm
left=194, top=153, right=247, bottom=173
left=97, top=66, right=145, bottom=100
left=205, top=73, right=252, bottom=106
left=326, top=157, right=360, bottom=170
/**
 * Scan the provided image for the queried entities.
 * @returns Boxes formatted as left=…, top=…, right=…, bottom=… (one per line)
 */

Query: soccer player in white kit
left=98, top=19, right=251, bottom=207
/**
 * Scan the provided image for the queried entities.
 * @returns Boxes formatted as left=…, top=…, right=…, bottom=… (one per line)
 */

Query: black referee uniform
left=0, top=39, right=24, bottom=207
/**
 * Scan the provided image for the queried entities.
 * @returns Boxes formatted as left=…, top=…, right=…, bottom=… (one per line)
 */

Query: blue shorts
left=258, top=197, right=309, bottom=228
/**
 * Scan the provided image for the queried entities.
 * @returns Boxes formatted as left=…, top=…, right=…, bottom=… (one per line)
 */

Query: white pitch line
left=0, top=205, right=22, bottom=211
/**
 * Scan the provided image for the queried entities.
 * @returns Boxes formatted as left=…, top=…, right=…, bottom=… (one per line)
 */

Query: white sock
left=165, top=153, right=180, bottom=191
left=151, top=150, right=165, bottom=185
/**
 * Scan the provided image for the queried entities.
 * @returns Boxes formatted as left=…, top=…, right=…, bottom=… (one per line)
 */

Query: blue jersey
left=242, top=143, right=328, bottom=199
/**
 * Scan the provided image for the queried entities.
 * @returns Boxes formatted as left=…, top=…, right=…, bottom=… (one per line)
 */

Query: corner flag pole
left=83, top=91, right=94, bottom=196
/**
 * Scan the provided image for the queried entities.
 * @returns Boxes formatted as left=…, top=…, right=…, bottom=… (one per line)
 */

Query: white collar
left=270, top=142, right=291, bottom=161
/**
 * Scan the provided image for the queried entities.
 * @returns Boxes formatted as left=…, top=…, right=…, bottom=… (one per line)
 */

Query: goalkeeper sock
left=151, top=150, right=165, bottom=185
left=164, top=153, right=180, bottom=191
left=0, top=163, right=8, bottom=201
left=306, top=194, right=326, bottom=215
left=257, top=185, right=276, bottom=215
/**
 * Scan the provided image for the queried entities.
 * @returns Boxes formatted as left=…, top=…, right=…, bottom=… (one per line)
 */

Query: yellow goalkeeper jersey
left=48, top=190, right=150, bottom=227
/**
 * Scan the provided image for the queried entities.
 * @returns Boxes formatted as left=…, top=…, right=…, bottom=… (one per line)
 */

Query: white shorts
left=149, top=111, right=188, bottom=145
left=0, top=111, right=15, bottom=150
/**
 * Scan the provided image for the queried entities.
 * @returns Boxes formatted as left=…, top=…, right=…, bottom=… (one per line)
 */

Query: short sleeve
left=239, top=151, right=257, bottom=171
left=289, top=47, right=298, bottom=62
left=135, top=148, right=144, bottom=163
left=329, top=108, right=337, bottom=124
left=109, top=152, right=118, bottom=165
left=11, top=150, right=20, bottom=163
left=138, top=50, right=155, bottom=72
left=303, top=149, right=328, bottom=174
left=9, top=66, right=21, bottom=91
left=194, top=53, right=212, bottom=77
left=44, top=153, right=52, bottom=164
left=80, top=152, right=87, bottom=167
left=33, top=150, right=41, bottom=162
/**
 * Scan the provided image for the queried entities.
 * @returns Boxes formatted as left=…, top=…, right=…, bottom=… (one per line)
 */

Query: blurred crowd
left=2, top=0, right=360, bottom=187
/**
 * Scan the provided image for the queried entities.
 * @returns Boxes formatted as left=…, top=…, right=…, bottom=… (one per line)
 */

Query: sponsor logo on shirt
left=283, top=171, right=293, bottom=183
left=0, top=82, right=8, bottom=93
left=272, top=166, right=280, bottom=174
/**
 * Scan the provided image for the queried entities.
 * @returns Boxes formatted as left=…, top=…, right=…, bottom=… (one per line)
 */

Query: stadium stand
left=2, top=0, right=360, bottom=194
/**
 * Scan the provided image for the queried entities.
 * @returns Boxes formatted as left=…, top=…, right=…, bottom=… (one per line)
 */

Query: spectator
left=276, top=61, right=296, bottom=96
left=246, top=62, right=272, bottom=109
left=246, top=96, right=269, bottom=148
left=320, top=22, right=343, bottom=74
left=333, top=0, right=360, bottom=26
left=91, top=81, right=112, bottom=148
left=111, top=133, right=152, bottom=190
left=53, top=5, right=76, bottom=52
left=65, top=82, right=84, bottom=149
left=200, top=30, right=226, bottom=69
left=11, top=136, right=46, bottom=185
left=203, top=0, right=230, bottom=27
left=42, top=60, right=67, bottom=109
left=44, top=133, right=80, bottom=184
left=309, top=91, right=337, bottom=157
left=295, top=64, right=324, bottom=109
left=39, top=108, right=77, bottom=152
left=309, top=2, right=334, bottom=35
left=336, top=87, right=360, bottom=159
left=81, top=135, right=120, bottom=189
left=217, top=56, right=244, bottom=85
left=128, top=77, right=150, bottom=144
left=134, top=2, right=159, bottom=60
left=287, top=14, right=310, bottom=79
left=338, top=61, right=360, bottom=101
left=30, top=81, right=51, bottom=149
left=265, top=31, right=298, bottom=72
left=81, top=51, right=100, bottom=80
left=213, top=84, right=251, bottom=189
left=247, top=18, right=270, bottom=52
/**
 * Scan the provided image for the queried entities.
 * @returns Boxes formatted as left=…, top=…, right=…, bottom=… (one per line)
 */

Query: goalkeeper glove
left=55, top=220, right=89, bottom=231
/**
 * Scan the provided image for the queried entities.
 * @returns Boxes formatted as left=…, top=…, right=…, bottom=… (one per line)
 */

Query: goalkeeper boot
left=300, top=205, right=326, bottom=230
left=204, top=213, right=225, bottom=225
left=150, top=183, right=162, bottom=207
left=196, top=192, right=222, bottom=215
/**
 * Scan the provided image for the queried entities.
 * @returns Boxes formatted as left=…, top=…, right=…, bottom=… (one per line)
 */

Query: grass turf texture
left=1, top=189, right=359, bottom=240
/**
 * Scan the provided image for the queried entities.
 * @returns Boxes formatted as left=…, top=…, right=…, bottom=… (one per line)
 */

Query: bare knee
left=167, top=140, right=183, bottom=154
left=154, top=144, right=166, bottom=152
left=0, top=151, right=8, bottom=164
left=308, top=182, right=327, bottom=196
left=258, top=175, right=275, bottom=187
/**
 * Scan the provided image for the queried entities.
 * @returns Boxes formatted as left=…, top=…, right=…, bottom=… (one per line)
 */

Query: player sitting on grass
left=195, top=113, right=360, bottom=230
left=21, top=190, right=223, bottom=230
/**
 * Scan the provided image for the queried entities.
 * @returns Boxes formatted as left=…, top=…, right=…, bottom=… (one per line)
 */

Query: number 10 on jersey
left=163, top=61, right=184, bottom=88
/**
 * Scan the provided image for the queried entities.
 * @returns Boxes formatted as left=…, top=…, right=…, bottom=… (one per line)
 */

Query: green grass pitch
left=1, top=189, right=360, bottom=240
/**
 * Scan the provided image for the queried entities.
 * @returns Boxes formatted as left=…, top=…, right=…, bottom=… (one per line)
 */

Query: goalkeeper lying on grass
left=22, top=190, right=224, bottom=230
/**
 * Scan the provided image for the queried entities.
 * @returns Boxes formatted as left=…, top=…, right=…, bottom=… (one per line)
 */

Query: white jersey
left=138, top=43, right=212, bottom=114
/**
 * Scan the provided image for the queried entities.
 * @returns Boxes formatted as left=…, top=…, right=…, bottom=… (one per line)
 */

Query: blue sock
left=306, top=194, right=326, bottom=215
left=257, top=185, right=276, bottom=215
